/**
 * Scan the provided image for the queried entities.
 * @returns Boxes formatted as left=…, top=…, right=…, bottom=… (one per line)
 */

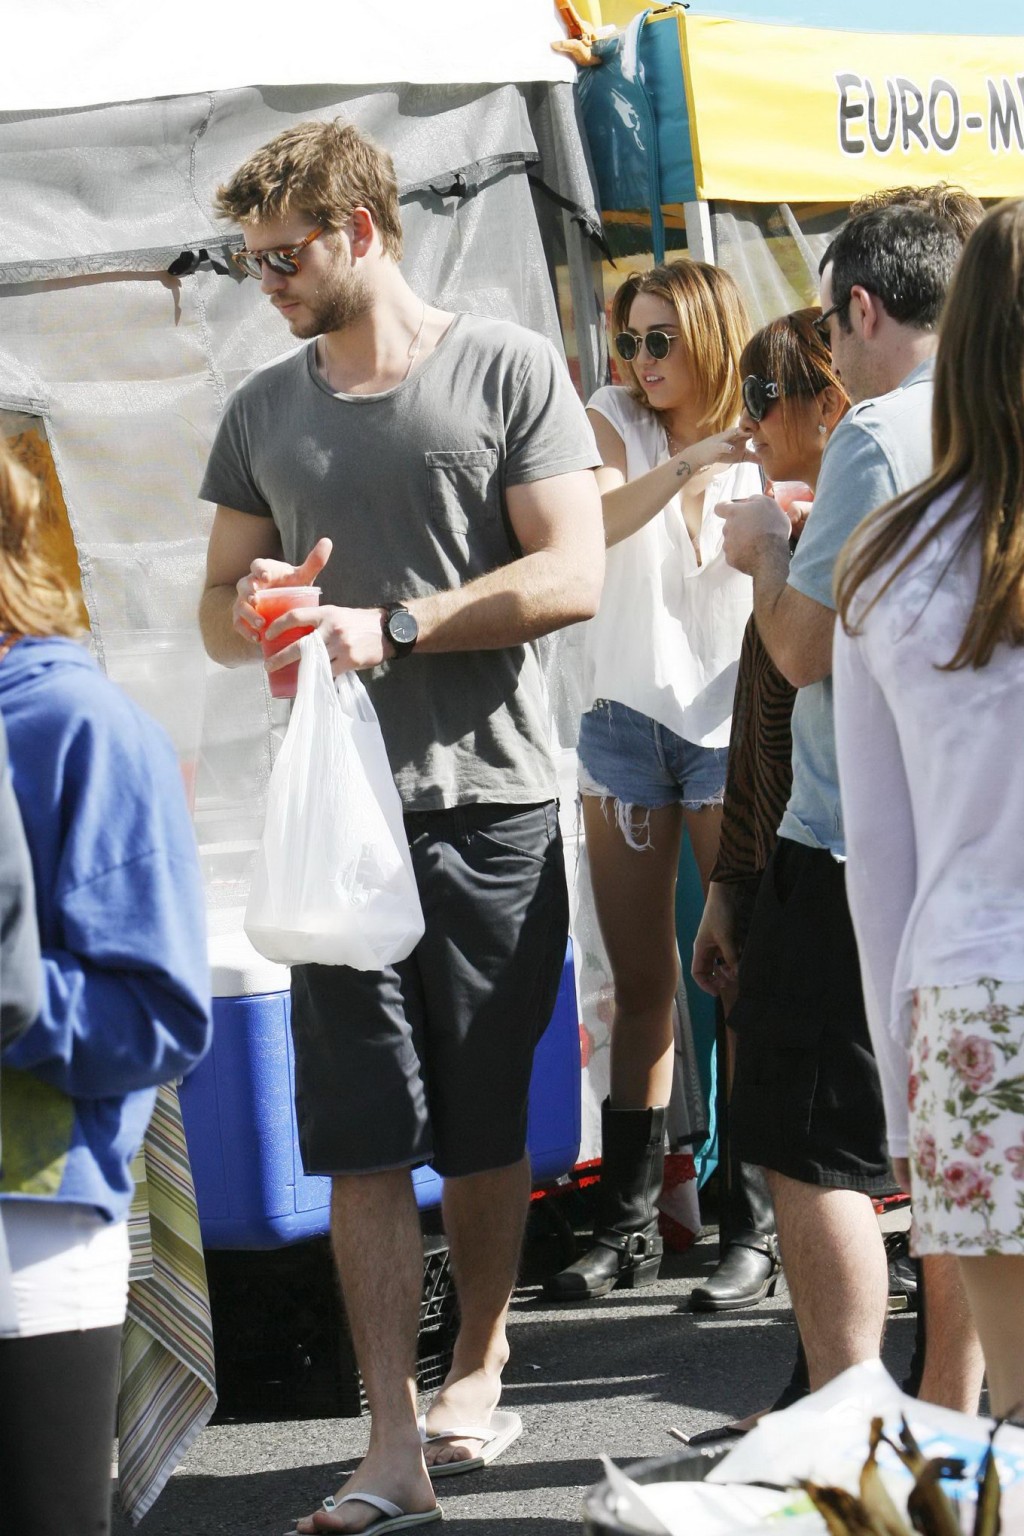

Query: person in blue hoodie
left=0, top=442, right=212, bottom=1536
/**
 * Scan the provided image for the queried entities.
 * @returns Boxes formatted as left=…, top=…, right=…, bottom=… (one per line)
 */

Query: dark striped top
left=712, top=613, right=797, bottom=885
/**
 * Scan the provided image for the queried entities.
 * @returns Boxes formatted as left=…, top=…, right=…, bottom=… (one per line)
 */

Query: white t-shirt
left=834, top=484, right=1024, bottom=1156
left=583, top=386, right=758, bottom=748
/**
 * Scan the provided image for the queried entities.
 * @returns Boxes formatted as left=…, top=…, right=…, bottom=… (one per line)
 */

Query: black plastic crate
left=207, top=1231, right=457, bottom=1423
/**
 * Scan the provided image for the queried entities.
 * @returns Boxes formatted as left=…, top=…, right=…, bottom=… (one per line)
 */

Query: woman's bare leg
left=582, top=795, right=684, bottom=1109
left=683, top=802, right=723, bottom=900
left=957, top=1254, right=1024, bottom=1417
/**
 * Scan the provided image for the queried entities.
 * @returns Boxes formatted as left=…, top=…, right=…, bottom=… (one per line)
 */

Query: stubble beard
left=288, top=266, right=373, bottom=340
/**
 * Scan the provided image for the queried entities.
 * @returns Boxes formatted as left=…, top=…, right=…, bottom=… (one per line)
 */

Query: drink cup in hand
left=769, top=480, right=813, bottom=515
left=254, top=586, right=321, bottom=699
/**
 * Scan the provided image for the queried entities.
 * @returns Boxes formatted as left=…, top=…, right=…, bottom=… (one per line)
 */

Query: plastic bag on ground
left=244, top=632, right=424, bottom=969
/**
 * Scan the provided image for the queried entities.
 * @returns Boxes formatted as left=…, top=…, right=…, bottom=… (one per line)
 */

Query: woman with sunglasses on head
left=688, top=311, right=848, bottom=1343
left=546, top=261, right=760, bottom=1302
left=0, top=443, right=212, bottom=1534
left=833, top=199, right=1024, bottom=1418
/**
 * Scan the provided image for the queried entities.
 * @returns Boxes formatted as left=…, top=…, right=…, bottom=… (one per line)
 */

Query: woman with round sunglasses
left=546, top=260, right=760, bottom=1302
left=687, top=310, right=846, bottom=1357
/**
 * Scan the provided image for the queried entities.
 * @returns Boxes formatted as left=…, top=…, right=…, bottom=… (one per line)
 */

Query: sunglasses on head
left=614, top=329, right=676, bottom=363
left=231, top=225, right=326, bottom=280
left=742, top=375, right=783, bottom=423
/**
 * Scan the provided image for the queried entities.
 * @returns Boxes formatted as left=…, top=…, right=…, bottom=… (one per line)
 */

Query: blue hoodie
left=0, top=636, right=212, bottom=1223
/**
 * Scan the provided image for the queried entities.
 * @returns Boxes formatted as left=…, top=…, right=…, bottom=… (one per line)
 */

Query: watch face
left=388, top=609, right=418, bottom=646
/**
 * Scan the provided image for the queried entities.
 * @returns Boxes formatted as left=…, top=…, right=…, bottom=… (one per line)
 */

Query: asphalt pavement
left=111, top=1207, right=917, bottom=1536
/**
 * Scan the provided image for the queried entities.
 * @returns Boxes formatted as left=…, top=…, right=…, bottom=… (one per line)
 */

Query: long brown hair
left=0, top=441, right=83, bottom=639
left=835, top=198, right=1024, bottom=669
left=740, top=307, right=848, bottom=434
left=611, top=260, right=750, bottom=434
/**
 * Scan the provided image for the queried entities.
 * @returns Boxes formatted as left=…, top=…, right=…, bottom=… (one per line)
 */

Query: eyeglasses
left=614, top=330, right=677, bottom=363
left=741, top=375, right=782, bottom=423
left=812, top=298, right=849, bottom=346
left=230, top=226, right=326, bottom=280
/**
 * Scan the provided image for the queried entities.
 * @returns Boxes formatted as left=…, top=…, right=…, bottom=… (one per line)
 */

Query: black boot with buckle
left=544, top=1099, right=666, bottom=1301
left=688, top=1157, right=780, bottom=1311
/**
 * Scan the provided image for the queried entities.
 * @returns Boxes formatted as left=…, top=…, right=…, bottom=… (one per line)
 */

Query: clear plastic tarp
left=710, top=200, right=852, bottom=325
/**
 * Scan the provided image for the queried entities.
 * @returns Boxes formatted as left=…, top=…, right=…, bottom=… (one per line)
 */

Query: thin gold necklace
left=320, top=301, right=426, bottom=392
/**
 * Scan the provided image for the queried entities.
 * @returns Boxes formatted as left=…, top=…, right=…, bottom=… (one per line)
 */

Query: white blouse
left=834, top=485, right=1024, bottom=1155
left=583, top=385, right=759, bottom=749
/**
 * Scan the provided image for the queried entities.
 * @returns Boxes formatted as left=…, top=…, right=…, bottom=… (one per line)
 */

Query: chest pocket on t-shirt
left=424, top=449, right=511, bottom=578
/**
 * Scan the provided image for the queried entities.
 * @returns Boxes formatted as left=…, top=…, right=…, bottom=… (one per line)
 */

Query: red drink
left=770, top=480, right=813, bottom=515
left=254, top=586, right=321, bottom=699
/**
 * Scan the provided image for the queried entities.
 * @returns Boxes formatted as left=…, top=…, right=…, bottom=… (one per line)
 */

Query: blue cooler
left=181, top=933, right=581, bottom=1248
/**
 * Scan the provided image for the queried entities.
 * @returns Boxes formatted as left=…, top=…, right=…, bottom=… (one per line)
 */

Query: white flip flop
left=286, top=1491, right=443, bottom=1533
left=418, top=1409, right=523, bottom=1479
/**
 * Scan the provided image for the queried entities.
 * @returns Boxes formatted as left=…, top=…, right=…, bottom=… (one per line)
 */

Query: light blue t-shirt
left=778, top=360, right=935, bottom=857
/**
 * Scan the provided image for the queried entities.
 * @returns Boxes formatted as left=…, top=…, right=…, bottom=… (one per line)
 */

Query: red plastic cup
left=254, top=585, right=321, bottom=699
left=770, top=480, right=814, bottom=515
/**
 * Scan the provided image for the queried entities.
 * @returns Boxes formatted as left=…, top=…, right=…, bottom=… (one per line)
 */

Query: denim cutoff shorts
left=577, top=698, right=728, bottom=812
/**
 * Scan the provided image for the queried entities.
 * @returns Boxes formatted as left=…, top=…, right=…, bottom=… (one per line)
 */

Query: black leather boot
left=544, top=1100, right=666, bottom=1301
left=689, top=1159, right=780, bottom=1312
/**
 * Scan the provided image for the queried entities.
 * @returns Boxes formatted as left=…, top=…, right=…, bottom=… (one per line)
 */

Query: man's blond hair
left=214, top=119, right=403, bottom=260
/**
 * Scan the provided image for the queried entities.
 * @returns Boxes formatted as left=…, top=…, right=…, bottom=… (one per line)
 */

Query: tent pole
left=683, top=200, right=715, bottom=264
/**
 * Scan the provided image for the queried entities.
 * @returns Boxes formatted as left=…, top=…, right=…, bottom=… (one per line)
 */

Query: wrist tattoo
left=675, top=457, right=692, bottom=479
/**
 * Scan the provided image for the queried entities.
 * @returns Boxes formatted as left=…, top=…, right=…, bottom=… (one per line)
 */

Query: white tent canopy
left=4, top=0, right=577, bottom=111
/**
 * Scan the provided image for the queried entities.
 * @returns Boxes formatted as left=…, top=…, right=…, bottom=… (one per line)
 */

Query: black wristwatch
left=382, top=602, right=419, bottom=659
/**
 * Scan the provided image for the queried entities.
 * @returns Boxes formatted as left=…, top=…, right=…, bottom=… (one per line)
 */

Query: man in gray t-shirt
left=198, top=120, right=603, bottom=1531
left=716, top=206, right=962, bottom=1402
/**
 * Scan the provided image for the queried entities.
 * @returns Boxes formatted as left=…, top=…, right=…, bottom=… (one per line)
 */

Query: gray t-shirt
left=201, top=312, right=600, bottom=811
left=778, top=359, right=934, bottom=856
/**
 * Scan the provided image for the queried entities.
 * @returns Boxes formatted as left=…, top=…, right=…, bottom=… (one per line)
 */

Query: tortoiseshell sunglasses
left=230, top=226, right=325, bottom=280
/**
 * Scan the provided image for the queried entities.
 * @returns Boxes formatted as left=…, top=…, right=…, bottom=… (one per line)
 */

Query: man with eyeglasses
left=715, top=205, right=966, bottom=1402
left=197, top=118, right=603, bottom=1534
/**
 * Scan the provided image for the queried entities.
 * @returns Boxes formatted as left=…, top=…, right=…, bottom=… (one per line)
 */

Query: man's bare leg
left=295, top=1169, right=435, bottom=1535
left=767, top=1171, right=889, bottom=1391
left=917, top=1253, right=984, bottom=1411
left=423, top=1156, right=531, bottom=1470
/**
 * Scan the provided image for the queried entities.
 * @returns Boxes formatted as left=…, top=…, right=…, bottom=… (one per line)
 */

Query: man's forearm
left=410, top=546, right=602, bottom=654
left=199, top=584, right=261, bottom=668
left=750, top=537, right=797, bottom=677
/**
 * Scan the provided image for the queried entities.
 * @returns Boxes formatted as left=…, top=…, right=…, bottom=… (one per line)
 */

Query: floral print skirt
left=909, top=978, right=1024, bottom=1256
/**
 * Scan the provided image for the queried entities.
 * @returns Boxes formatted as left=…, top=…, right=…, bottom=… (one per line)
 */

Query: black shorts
left=289, top=801, right=569, bottom=1179
left=728, top=837, right=890, bottom=1192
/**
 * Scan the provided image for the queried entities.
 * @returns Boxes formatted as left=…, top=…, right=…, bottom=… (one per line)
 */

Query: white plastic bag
left=244, top=631, right=425, bottom=969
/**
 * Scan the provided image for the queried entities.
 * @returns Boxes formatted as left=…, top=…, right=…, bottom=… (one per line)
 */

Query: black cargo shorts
left=290, top=800, right=569, bottom=1179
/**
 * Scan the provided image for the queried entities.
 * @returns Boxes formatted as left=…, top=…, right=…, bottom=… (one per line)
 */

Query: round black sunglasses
left=614, top=330, right=676, bottom=363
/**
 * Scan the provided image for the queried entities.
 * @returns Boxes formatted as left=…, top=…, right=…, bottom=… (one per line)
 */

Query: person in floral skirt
left=834, top=198, right=1024, bottom=1416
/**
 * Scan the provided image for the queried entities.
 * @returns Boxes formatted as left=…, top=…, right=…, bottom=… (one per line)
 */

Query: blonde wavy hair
left=0, top=441, right=83, bottom=639
left=611, top=260, right=750, bottom=433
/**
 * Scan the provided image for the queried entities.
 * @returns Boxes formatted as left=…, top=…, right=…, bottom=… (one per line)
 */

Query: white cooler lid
left=207, top=911, right=290, bottom=998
